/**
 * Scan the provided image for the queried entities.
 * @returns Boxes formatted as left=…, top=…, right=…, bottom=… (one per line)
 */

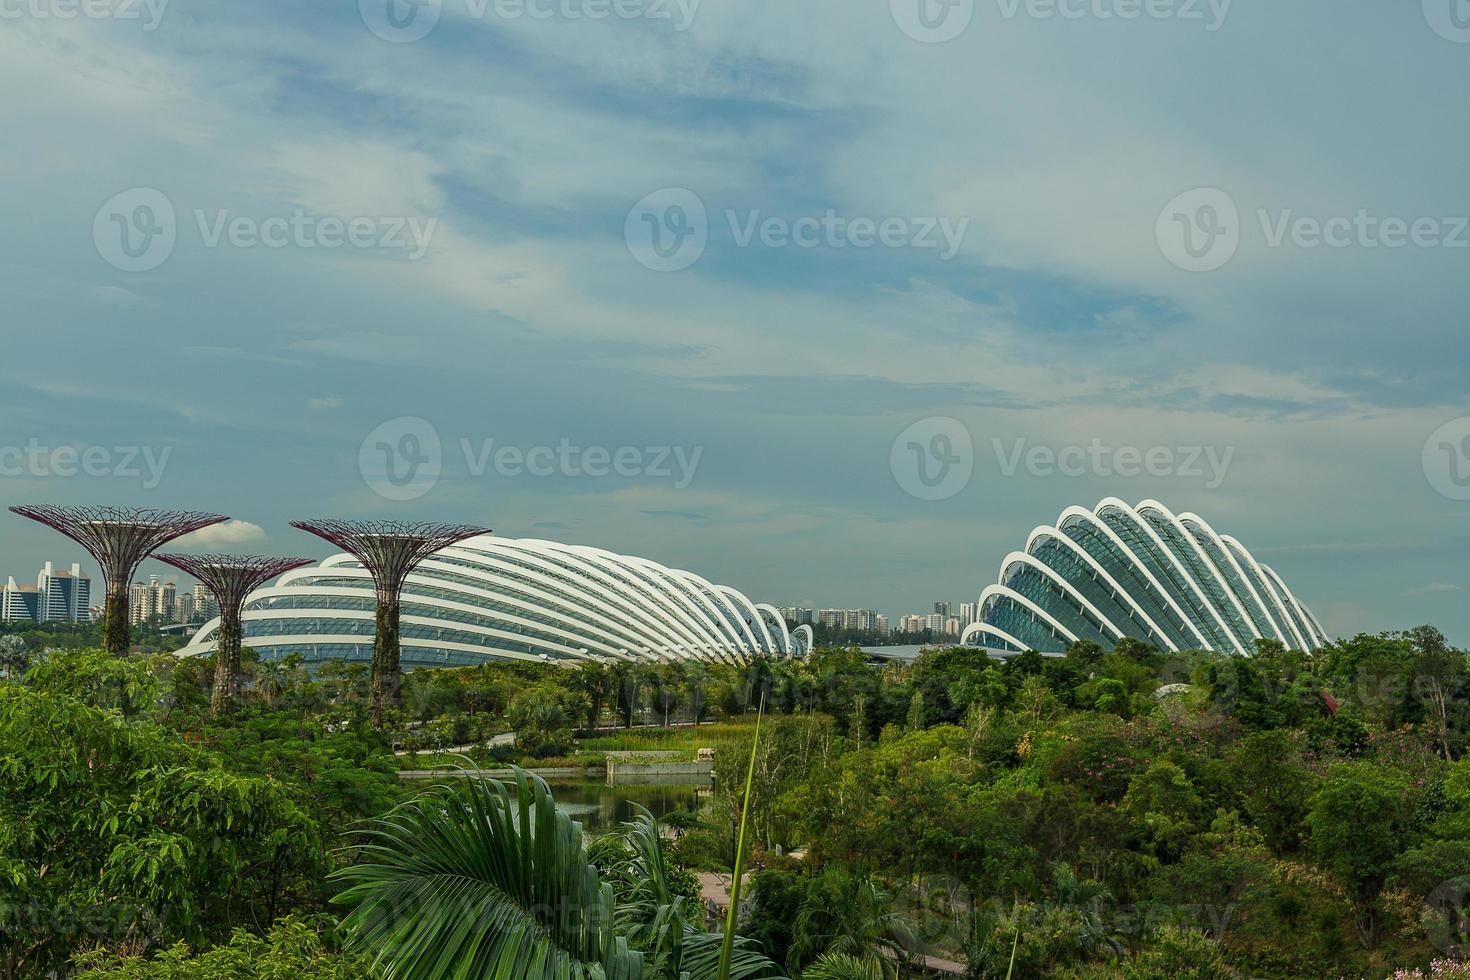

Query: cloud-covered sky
left=2, top=0, right=1467, bottom=640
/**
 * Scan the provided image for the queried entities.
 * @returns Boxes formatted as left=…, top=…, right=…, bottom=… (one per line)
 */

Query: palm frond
left=799, top=953, right=887, bottom=980
left=616, top=805, right=785, bottom=980
left=332, top=766, right=643, bottom=980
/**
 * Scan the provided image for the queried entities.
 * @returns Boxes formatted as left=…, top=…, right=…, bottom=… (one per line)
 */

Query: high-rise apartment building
left=130, top=576, right=180, bottom=625
left=37, top=562, right=90, bottom=623
left=2, top=579, right=40, bottom=623
left=1, top=563, right=91, bottom=624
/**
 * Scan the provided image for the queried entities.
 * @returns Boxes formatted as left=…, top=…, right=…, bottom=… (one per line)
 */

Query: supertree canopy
left=289, top=519, right=489, bottom=723
left=9, top=505, right=227, bottom=655
left=153, top=553, right=313, bottom=715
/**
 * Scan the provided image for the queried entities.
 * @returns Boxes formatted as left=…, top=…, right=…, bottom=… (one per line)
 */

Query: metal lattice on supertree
left=9, top=505, right=228, bottom=656
left=153, top=554, right=313, bottom=716
left=289, top=519, right=489, bottom=724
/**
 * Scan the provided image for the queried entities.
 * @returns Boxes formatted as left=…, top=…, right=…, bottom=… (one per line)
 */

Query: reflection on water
left=548, top=779, right=705, bottom=835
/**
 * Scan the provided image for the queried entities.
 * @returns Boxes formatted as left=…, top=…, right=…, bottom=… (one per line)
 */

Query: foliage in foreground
left=71, top=916, right=372, bottom=979
left=331, top=767, right=786, bottom=980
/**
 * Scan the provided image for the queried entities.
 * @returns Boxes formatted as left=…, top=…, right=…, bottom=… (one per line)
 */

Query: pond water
left=547, top=779, right=706, bottom=835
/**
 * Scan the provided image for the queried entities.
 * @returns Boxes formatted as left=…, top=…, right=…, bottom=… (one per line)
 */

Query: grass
left=395, top=715, right=763, bottom=771
left=578, top=717, right=759, bottom=754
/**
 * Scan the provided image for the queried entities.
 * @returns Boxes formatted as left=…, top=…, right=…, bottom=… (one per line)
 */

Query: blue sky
left=2, top=0, right=1468, bottom=640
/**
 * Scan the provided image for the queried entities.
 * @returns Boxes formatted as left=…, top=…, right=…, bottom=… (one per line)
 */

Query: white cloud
left=172, top=520, right=268, bottom=549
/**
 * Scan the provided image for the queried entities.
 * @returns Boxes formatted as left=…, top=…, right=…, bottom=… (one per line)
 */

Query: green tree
left=71, top=916, right=371, bottom=978
left=0, top=684, right=320, bottom=978
left=1305, top=761, right=1412, bottom=947
left=331, top=769, right=783, bottom=980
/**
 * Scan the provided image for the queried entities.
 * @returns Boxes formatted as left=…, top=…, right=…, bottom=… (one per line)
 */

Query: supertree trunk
left=372, top=598, right=403, bottom=726
left=212, top=611, right=243, bottom=716
left=9, top=506, right=227, bottom=659
left=153, top=553, right=313, bottom=717
left=102, top=584, right=131, bottom=656
left=289, top=520, right=489, bottom=730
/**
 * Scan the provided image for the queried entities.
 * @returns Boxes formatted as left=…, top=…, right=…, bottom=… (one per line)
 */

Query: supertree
left=9, top=505, right=227, bottom=656
left=289, top=519, right=489, bottom=725
left=153, top=553, right=313, bottom=716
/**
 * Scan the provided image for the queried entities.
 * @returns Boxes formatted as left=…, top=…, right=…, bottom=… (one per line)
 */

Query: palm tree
left=332, top=767, right=785, bottom=980
left=610, top=808, right=781, bottom=980
left=789, top=873, right=919, bottom=979
left=801, top=953, right=887, bottom=980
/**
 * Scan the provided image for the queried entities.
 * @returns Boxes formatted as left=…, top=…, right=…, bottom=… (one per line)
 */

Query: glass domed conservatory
left=962, top=498, right=1326, bottom=656
left=177, top=535, right=812, bottom=668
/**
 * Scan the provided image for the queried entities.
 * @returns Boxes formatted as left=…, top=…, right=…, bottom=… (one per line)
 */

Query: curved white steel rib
left=961, top=621, right=1029, bottom=654
left=1136, top=499, right=1256, bottom=653
left=978, top=584, right=1081, bottom=647
left=1218, top=535, right=1313, bottom=652
left=1094, top=498, right=1247, bottom=655
left=1057, top=506, right=1209, bottom=649
left=967, top=500, right=1325, bottom=657
left=997, top=551, right=1125, bottom=645
left=1259, top=563, right=1327, bottom=649
left=1020, top=526, right=1181, bottom=652
left=175, top=535, right=797, bottom=667
left=1176, top=512, right=1290, bottom=647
